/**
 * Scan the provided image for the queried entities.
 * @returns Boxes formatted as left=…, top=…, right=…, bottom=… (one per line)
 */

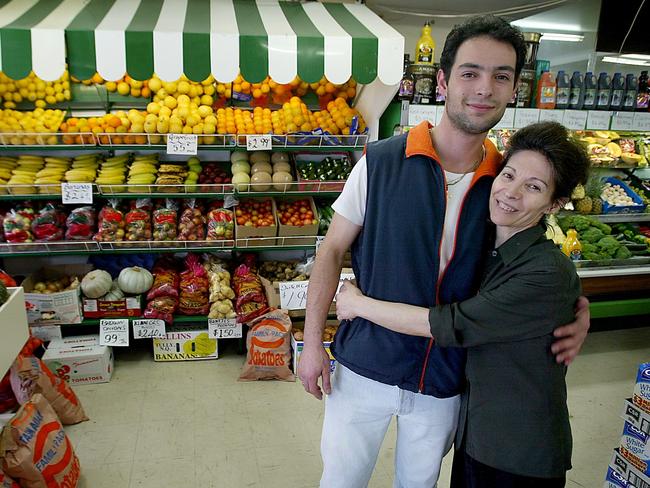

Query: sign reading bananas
left=61, top=183, right=93, bottom=204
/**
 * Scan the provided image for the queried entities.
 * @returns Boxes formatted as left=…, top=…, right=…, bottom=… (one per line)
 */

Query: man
left=299, top=15, right=590, bottom=488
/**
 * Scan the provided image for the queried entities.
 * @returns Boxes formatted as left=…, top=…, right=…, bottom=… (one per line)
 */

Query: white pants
left=320, top=364, right=460, bottom=488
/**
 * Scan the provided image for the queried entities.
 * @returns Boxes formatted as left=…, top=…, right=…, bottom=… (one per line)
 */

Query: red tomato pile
left=277, top=199, right=318, bottom=227
left=235, top=200, right=275, bottom=227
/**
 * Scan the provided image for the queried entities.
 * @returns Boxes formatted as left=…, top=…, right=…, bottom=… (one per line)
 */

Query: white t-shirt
left=332, top=155, right=474, bottom=278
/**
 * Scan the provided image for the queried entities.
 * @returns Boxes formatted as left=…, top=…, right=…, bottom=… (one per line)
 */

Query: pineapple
left=574, top=197, right=593, bottom=214
left=585, top=177, right=604, bottom=215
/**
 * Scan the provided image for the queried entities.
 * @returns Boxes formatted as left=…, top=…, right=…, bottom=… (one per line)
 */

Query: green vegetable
left=581, top=228, right=605, bottom=244
left=582, top=243, right=597, bottom=254
left=596, top=236, right=621, bottom=256
left=615, top=246, right=632, bottom=260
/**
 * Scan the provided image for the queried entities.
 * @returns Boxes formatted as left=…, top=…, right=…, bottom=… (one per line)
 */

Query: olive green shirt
left=429, top=224, right=580, bottom=478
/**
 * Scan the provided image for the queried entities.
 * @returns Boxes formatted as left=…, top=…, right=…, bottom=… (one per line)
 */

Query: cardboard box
left=622, top=398, right=650, bottom=436
left=605, top=465, right=634, bottom=487
left=235, top=198, right=277, bottom=247
left=276, top=196, right=319, bottom=246
left=82, top=295, right=142, bottom=318
left=153, top=328, right=218, bottom=362
left=22, top=265, right=90, bottom=325
left=290, top=323, right=338, bottom=375
left=620, top=420, right=650, bottom=476
left=0, top=287, right=29, bottom=376
left=43, top=335, right=113, bottom=385
left=610, top=448, right=650, bottom=488
left=261, top=268, right=353, bottom=310
left=634, top=363, right=650, bottom=414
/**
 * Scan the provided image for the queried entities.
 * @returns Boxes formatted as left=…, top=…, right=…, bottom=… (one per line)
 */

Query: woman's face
left=489, top=150, right=558, bottom=233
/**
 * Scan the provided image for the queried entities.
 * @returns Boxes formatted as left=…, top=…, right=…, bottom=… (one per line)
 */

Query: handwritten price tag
left=208, top=318, right=242, bottom=339
left=514, top=109, right=540, bottom=128
left=494, top=108, right=515, bottom=129
left=538, top=109, right=565, bottom=124
left=407, top=104, right=437, bottom=126
left=166, top=133, right=198, bottom=155
left=246, top=135, right=272, bottom=151
left=562, top=110, right=588, bottom=130
left=100, top=319, right=129, bottom=346
left=279, top=281, right=309, bottom=310
left=61, top=183, right=93, bottom=204
left=633, top=113, right=650, bottom=131
left=132, top=319, right=166, bottom=339
left=586, top=110, right=611, bottom=130
left=610, top=112, right=635, bottom=131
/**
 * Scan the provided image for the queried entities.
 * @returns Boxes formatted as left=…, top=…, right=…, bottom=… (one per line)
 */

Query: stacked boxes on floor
left=605, top=363, right=650, bottom=488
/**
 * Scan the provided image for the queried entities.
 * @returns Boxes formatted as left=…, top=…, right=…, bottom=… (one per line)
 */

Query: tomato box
left=42, top=335, right=113, bottom=385
left=152, top=328, right=218, bottom=362
left=290, top=331, right=336, bottom=376
left=276, top=196, right=319, bottom=246
left=82, top=295, right=142, bottom=318
left=235, top=198, right=277, bottom=247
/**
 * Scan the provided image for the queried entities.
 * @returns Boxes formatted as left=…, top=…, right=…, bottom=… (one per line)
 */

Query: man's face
left=438, top=36, right=518, bottom=135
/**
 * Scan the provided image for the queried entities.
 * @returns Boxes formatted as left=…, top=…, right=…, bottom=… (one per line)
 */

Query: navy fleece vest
left=330, top=133, right=495, bottom=397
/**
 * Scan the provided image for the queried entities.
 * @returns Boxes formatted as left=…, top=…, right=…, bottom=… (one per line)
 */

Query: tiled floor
left=65, top=326, right=650, bottom=487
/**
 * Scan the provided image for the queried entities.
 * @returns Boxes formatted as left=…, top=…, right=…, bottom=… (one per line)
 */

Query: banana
left=128, top=174, right=157, bottom=183
left=35, top=178, right=63, bottom=184
left=36, top=169, right=66, bottom=178
left=44, top=157, right=71, bottom=164
left=0, top=170, right=12, bottom=179
left=12, top=170, right=39, bottom=177
left=129, top=166, right=157, bottom=176
left=100, top=161, right=127, bottom=168
left=71, top=161, right=98, bottom=168
left=17, top=155, right=44, bottom=162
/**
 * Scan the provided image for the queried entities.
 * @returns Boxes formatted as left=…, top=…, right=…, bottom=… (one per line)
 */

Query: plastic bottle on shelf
left=555, top=71, right=570, bottom=109
left=569, top=71, right=584, bottom=110
left=397, top=54, right=414, bottom=102
left=610, top=73, right=625, bottom=111
left=536, top=71, right=556, bottom=109
left=415, top=21, right=435, bottom=65
left=636, top=70, right=649, bottom=110
left=583, top=72, right=597, bottom=110
left=623, top=73, right=638, bottom=111
left=597, top=72, right=612, bottom=110
left=562, top=229, right=582, bottom=261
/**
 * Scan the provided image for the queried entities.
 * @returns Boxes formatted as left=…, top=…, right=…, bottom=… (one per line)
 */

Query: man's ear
left=547, top=198, right=569, bottom=214
left=437, top=69, right=448, bottom=97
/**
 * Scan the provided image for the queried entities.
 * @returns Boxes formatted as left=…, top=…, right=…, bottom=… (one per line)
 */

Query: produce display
left=235, top=199, right=275, bottom=228
left=178, top=254, right=209, bottom=315
left=177, top=200, right=206, bottom=241
left=292, top=323, right=338, bottom=342
left=204, top=256, right=236, bottom=320
left=277, top=199, right=318, bottom=227
left=296, top=155, right=352, bottom=182
left=229, top=151, right=295, bottom=192
left=601, top=182, right=636, bottom=206
left=258, top=261, right=306, bottom=282
left=571, top=177, right=649, bottom=215
left=0, top=109, right=64, bottom=145
left=576, top=131, right=649, bottom=167
left=0, top=70, right=71, bottom=108
left=28, top=275, right=80, bottom=295
left=233, top=257, right=268, bottom=323
left=206, top=207, right=234, bottom=240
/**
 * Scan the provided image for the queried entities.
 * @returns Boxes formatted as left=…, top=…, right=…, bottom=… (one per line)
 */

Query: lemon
left=117, top=81, right=130, bottom=95
left=147, top=102, right=161, bottom=115
left=198, top=105, right=212, bottom=118
left=162, top=81, right=177, bottom=94
left=105, top=81, right=117, bottom=92
left=163, top=95, right=177, bottom=109
left=148, top=76, right=162, bottom=93
left=158, top=106, right=172, bottom=118
left=177, top=80, right=190, bottom=94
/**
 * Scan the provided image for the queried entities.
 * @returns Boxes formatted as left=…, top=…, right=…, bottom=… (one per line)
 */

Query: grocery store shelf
left=589, top=298, right=650, bottom=319
left=559, top=212, right=650, bottom=223
left=577, top=264, right=650, bottom=278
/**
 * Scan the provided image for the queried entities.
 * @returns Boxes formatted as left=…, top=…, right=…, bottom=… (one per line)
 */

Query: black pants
left=450, top=449, right=566, bottom=488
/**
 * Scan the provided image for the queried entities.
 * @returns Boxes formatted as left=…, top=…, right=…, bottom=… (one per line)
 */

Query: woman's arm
left=336, top=281, right=432, bottom=337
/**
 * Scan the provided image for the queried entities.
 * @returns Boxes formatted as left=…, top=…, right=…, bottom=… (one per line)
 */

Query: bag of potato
left=0, top=393, right=80, bottom=488
left=10, top=356, right=88, bottom=425
left=0, top=467, right=19, bottom=488
left=239, top=309, right=295, bottom=382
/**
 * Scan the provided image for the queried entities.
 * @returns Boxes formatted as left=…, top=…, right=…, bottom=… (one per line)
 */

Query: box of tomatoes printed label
left=276, top=197, right=319, bottom=246
left=235, top=198, right=277, bottom=247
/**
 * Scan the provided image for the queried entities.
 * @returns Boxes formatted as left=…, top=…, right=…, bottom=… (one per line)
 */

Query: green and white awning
left=0, top=0, right=404, bottom=85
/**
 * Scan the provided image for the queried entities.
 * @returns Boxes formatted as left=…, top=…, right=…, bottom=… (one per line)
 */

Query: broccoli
left=615, top=246, right=633, bottom=260
left=581, top=227, right=605, bottom=244
left=582, top=243, right=597, bottom=254
left=583, top=252, right=605, bottom=261
left=597, top=236, right=621, bottom=256
left=573, top=215, right=593, bottom=232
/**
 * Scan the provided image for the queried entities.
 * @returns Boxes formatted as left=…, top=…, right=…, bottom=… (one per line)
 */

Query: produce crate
left=0, top=287, right=29, bottom=376
left=235, top=198, right=277, bottom=247
left=295, top=152, right=352, bottom=192
left=290, top=324, right=338, bottom=375
left=82, top=295, right=142, bottom=318
left=602, top=177, right=647, bottom=214
left=276, top=196, right=319, bottom=245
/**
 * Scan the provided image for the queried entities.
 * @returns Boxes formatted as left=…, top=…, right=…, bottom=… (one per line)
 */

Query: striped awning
left=0, top=0, right=404, bottom=86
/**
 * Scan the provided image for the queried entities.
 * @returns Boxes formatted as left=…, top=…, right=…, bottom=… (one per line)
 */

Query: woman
left=335, top=121, right=590, bottom=487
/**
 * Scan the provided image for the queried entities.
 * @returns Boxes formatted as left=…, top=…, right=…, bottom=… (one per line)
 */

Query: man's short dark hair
left=503, top=121, right=590, bottom=201
left=440, top=15, right=527, bottom=83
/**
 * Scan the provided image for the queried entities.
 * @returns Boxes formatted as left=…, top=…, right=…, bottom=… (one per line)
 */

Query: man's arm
left=299, top=213, right=361, bottom=400
left=551, top=296, right=590, bottom=365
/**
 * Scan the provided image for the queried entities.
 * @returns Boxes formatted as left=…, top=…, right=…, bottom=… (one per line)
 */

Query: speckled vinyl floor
left=64, top=326, right=650, bottom=487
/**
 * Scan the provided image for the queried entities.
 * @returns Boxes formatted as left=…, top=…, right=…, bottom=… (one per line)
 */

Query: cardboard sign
left=279, top=281, right=309, bottom=310
left=61, top=183, right=93, bottom=204
left=246, top=135, right=272, bottom=151
left=99, top=318, right=129, bottom=346
left=208, top=318, right=242, bottom=339
left=167, top=133, right=198, bottom=155
left=132, top=319, right=166, bottom=339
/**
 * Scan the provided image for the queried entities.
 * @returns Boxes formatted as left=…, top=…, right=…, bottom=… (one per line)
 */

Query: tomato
left=235, top=209, right=243, bottom=217
left=303, top=219, right=313, bottom=226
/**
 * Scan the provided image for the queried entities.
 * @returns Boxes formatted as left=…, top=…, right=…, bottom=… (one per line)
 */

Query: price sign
left=208, top=318, right=242, bottom=339
left=610, top=112, right=635, bottom=131
left=132, top=319, right=166, bottom=339
left=494, top=108, right=515, bottom=129
left=513, top=108, right=540, bottom=128
left=407, top=104, right=437, bottom=126
left=61, top=183, right=93, bottom=204
left=279, top=281, right=309, bottom=310
left=246, top=135, right=272, bottom=151
left=633, top=113, right=650, bottom=131
left=562, top=110, right=588, bottom=130
left=166, top=133, right=198, bottom=155
left=586, top=110, right=611, bottom=130
left=538, top=109, right=565, bottom=124
left=99, top=319, right=129, bottom=346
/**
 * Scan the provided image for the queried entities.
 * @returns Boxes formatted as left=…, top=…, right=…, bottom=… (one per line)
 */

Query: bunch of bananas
left=35, top=157, right=72, bottom=194
left=0, top=156, right=17, bottom=191
left=8, top=156, right=45, bottom=194
left=127, top=154, right=159, bottom=191
left=65, top=154, right=100, bottom=183
left=95, top=154, right=130, bottom=192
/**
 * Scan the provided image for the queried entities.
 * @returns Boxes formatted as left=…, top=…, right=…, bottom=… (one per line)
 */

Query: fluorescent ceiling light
left=541, top=33, right=584, bottom=42
left=602, top=56, right=650, bottom=66
left=621, top=54, right=650, bottom=60
left=511, top=20, right=582, bottom=32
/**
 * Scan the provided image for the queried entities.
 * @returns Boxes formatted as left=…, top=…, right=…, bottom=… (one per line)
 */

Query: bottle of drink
left=583, top=72, right=597, bottom=110
left=610, top=73, right=625, bottom=111
left=555, top=71, right=570, bottom=109
left=562, top=229, right=582, bottom=261
left=623, top=73, right=638, bottom=111
left=397, top=54, right=414, bottom=102
left=597, top=72, right=612, bottom=110
left=569, top=71, right=584, bottom=110
left=415, top=21, right=435, bottom=65
left=636, top=70, right=649, bottom=110
left=536, top=71, right=556, bottom=109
